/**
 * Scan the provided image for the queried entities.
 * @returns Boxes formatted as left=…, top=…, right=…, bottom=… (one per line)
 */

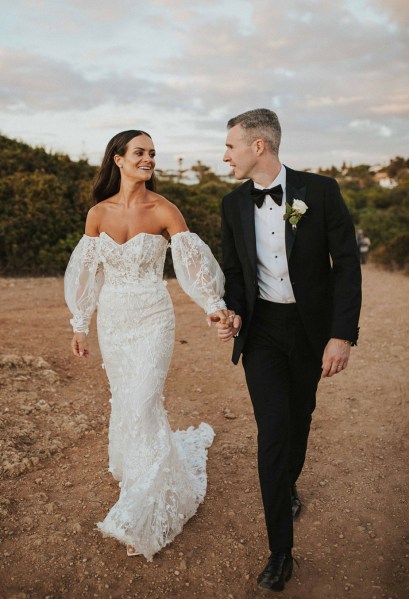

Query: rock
left=0, top=354, right=21, bottom=367
left=179, top=559, right=187, bottom=571
left=223, top=408, right=237, bottom=419
left=40, top=369, right=59, bottom=384
left=21, top=516, right=34, bottom=529
left=36, top=399, right=51, bottom=411
left=33, top=356, right=51, bottom=369
left=45, top=502, right=57, bottom=514
left=21, top=355, right=35, bottom=365
left=224, top=412, right=237, bottom=420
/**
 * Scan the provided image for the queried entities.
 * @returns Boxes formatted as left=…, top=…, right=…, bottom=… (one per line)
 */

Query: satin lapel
left=238, top=182, right=257, bottom=274
left=285, top=167, right=307, bottom=262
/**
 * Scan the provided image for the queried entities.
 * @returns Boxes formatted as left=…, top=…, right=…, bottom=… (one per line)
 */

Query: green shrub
left=0, top=134, right=407, bottom=275
left=372, top=233, right=409, bottom=270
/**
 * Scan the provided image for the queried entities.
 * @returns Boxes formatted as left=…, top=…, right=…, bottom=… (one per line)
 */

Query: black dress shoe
left=291, top=484, right=302, bottom=519
left=257, top=551, right=293, bottom=592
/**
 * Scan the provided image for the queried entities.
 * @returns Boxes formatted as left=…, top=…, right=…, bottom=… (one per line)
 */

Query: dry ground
left=0, top=264, right=408, bottom=599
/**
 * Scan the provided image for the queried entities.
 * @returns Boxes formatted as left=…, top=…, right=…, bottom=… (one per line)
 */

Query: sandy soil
left=0, top=264, right=408, bottom=599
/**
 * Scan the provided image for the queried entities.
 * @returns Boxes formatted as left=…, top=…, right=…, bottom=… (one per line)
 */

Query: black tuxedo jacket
left=221, top=166, right=362, bottom=365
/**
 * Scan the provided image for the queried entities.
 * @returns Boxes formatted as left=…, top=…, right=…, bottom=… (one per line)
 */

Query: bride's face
left=117, top=135, right=156, bottom=182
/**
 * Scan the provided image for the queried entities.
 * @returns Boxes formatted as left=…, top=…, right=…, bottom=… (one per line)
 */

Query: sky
left=1, top=0, right=408, bottom=174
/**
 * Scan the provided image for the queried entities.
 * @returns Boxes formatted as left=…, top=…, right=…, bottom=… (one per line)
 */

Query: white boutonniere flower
left=283, top=199, right=308, bottom=230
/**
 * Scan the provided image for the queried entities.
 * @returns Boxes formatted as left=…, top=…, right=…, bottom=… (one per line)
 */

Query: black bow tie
left=251, top=183, right=283, bottom=208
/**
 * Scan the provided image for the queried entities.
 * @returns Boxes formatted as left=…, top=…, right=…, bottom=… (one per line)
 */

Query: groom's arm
left=221, top=197, right=247, bottom=321
left=325, top=178, right=362, bottom=345
left=321, top=177, right=361, bottom=377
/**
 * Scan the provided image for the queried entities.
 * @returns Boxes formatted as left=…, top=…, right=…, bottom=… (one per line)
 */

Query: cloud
left=306, top=96, right=365, bottom=108
left=371, top=0, right=409, bottom=26
left=348, top=119, right=392, bottom=137
left=1, top=0, right=407, bottom=170
left=0, top=48, right=172, bottom=112
left=23, top=0, right=134, bottom=23
left=156, top=1, right=407, bottom=132
left=370, top=96, right=409, bottom=116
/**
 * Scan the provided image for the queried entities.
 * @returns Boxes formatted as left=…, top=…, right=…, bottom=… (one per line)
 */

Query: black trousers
left=242, top=299, right=322, bottom=551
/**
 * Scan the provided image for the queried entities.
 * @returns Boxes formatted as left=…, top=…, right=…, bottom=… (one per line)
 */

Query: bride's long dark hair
left=92, top=130, right=157, bottom=203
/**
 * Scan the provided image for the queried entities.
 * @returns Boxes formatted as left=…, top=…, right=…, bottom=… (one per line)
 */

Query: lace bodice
left=64, top=231, right=226, bottom=334
left=100, top=232, right=168, bottom=287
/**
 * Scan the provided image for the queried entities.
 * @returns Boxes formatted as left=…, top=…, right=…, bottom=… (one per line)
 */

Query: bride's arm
left=64, top=210, right=104, bottom=357
left=158, top=199, right=233, bottom=323
left=170, top=231, right=228, bottom=314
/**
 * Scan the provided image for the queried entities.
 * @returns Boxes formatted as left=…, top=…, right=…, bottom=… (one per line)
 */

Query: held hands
left=71, top=332, right=89, bottom=358
left=206, top=309, right=235, bottom=327
left=207, top=309, right=242, bottom=342
left=321, top=338, right=351, bottom=378
left=217, top=314, right=242, bottom=342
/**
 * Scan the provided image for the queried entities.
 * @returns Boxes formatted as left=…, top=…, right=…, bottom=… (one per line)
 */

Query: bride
left=64, top=129, right=233, bottom=560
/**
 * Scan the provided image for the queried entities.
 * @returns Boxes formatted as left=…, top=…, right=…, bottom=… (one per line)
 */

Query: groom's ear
left=253, top=138, right=265, bottom=155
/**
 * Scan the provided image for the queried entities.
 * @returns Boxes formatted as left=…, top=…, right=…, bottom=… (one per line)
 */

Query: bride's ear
left=114, top=154, right=123, bottom=168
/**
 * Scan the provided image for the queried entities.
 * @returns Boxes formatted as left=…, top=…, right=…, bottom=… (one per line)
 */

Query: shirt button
left=271, top=232, right=275, bottom=235
left=275, top=256, right=278, bottom=258
left=280, top=278, right=283, bottom=281
left=270, top=207, right=273, bottom=210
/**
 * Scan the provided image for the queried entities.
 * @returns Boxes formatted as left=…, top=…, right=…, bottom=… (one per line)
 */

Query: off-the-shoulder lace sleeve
left=171, top=232, right=226, bottom=314
left=64, top=235, right=104, bottom=334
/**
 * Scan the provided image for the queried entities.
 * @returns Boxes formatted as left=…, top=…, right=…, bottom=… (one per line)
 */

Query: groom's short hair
left=227, top=108, right=281, bottom=155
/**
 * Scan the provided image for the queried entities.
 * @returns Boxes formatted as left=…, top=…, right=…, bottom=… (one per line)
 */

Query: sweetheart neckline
left=100, top=232, right=168, bottom=246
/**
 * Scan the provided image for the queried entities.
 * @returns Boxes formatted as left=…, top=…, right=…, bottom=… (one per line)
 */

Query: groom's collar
left=253, top=164, right=286, bottom=191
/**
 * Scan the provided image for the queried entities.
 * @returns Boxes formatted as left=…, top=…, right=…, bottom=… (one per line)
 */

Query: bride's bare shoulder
left=149, top=192, right=180, bottom=213
left=150, top=193, right=188, bottom=235
left=92, top=196, right=118, bottom=211
left=85, top=202, right=109, bottom=236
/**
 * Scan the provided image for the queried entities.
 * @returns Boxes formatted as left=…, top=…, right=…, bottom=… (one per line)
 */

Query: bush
left=1, top=134, right=407, bottom=275
left=372, top=233, right=409, bottom=270
left=0, top=136, right=235, bottom=276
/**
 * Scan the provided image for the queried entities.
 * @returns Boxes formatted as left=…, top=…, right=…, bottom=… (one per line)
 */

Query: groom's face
left=223, top=124, right=257, bottom=180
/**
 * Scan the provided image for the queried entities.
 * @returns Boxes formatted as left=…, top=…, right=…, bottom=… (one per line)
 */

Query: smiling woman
left=63, top=129, right=233, bottom=560
left=92, top=130, right=157, bottom=203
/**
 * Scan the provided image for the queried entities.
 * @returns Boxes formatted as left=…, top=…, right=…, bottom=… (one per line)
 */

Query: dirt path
left=0, top=265, right=408, bottom=599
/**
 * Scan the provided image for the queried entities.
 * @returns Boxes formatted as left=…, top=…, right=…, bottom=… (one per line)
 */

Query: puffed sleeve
left=171, top=231, right=226, bottom=314
left=64, top=235, right=104, bottom=334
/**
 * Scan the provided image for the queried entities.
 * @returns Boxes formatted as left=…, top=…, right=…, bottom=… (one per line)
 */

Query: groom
left=215, top=109, right=361, bottom=591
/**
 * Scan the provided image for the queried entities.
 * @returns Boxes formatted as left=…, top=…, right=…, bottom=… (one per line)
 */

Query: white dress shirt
left=254, top=165, right=296, bottom=304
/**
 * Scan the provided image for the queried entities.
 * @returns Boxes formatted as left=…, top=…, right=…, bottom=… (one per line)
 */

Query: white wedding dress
left=64, top=231, right=226, bottom=560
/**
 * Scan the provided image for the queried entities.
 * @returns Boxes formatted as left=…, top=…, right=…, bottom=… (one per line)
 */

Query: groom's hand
left=321, top=338, right=351, bottom=378
left=206, top=309, right=235, bottom=327
left=216, top=315, right=242, bottom=342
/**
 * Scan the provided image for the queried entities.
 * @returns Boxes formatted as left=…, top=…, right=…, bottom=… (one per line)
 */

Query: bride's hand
left=71, top=333, right=89, bottom=358
left=216, top=315, right=242, bottom=342
left=206, top=309, right=235, bottom=327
